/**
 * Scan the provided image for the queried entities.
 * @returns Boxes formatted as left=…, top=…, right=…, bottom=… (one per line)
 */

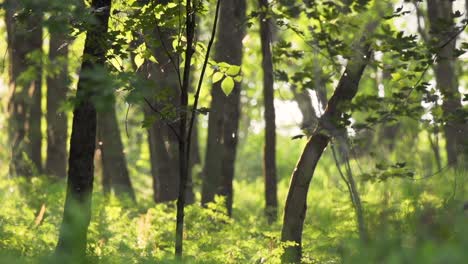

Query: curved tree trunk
left=259, top=0, right=278, bottom=223
left=427, top=0, right=466, bottom=167
left=280, top=42, right=372, bottom=263
left=98, top=101, right=135, bottom=201
left=56, top=0, right=112, bottom=258
left=202, top=0, right=247, bottom=209
left=46, top=32, right=69, bottom=178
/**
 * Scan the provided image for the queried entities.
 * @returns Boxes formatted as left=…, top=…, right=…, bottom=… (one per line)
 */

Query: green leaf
left=134, top=54, right=144, bottom=69
left=212, top=72, right=224, bottom=84
left=233, top=75, right=243, bottom=82
left=226, top=65, right=241, bottom=76
left=221, top=76, right=235, bottom=96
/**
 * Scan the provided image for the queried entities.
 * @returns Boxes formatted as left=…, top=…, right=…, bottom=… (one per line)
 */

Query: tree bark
left=140, top=0, right=197, bottom=203
left=56, top=0, right=112, bottom=258
left=29, top=15, right=43, bottom=174
left=5, top=0, right=43, bottom=176
left=201, top=0, right=246, bottom=208
left=291, top=85, right=318, bottom=134
left=46, top=32, right=69, bottom=178
left=259, top=0, right=278, bottom=223
left=201, top=84, right=225, bottom=205
left=146, top=107, right=180, bottom=202
left=427, top=0, right=466, bottom=167
left=97, top=101, right=135, bottom=201
left=280, top=43, right=371, bottom=263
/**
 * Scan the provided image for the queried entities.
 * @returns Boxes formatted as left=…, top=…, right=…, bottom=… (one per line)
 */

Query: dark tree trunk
left=427, top=0, right=466, bottom=167
left=5, top=0, right=43, bottom=176
left=29, top=15, right=43, bottom=174
left=56, top=0, right=112, bottom=258
left=175, top=0, right=196, bottom=255
left=280, top=39, right=372, bottom=263
left=201, top=0, right=246, bottom=209
left=146, top=109, right=179, bottom=202
left=219, top=83, right=242, bottom=216
left=46, top=32, right=69, bottom=178
left=218, top=0, right=246, bottom=212
left=259, top=0, right=278, bottom=223
left=201, top=84, right=225, bottom=205
left=142, top=0, right=197, bottom=203
left=97, top=101, right=135, bottom=201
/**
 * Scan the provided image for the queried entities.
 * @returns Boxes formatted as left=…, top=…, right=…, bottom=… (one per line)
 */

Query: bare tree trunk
left=145, top=106, right=179, bottom=202
left=280, top=39, right=372, bottom=263
left=291, top=85, right=318, bottom=134
left=46, top=32, right=69, bottom=178
left=5, top=0, right=43, bottom=176
left=29, top=15, right=43, bottom=174
left=97, top=101, right=135, bottom=201
left=427, top=0, right=466, bottom=167
left=218, top=0, right=246, bottom=212
left=202, top=0, right=246, bottom=209
left=56, top=0, right=112, bottom=258
left=259, top=0, right=278, bottom=223
left=201, top=86, right=225, bottom=205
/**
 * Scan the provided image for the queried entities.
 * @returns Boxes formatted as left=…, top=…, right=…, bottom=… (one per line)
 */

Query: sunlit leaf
left=134, top=54, right=144, bottom=69
left=226, top=65, right=241, bottom=76
left=212, top=72, right=224, bottom=84
left=221, top=76, right=235, bottom=96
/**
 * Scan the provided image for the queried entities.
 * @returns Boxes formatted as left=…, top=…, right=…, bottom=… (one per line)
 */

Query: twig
left=186, top=0, right=222, bottom=149
left=143, top=97, right=181, bottom=140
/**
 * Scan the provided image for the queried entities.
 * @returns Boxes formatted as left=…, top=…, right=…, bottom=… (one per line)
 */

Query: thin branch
left=412, top=0, right=429, bottom=43
left=186, top=0, right=222, bottom=150
left=143, top=97, right=181, bottom=140
left=125, top=103, right=131, bottom=138
left=154, top=24, right=183, bottom=89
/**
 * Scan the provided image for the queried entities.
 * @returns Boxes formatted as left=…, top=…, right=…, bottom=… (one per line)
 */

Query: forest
left=0, top=0, right=467, bottom=263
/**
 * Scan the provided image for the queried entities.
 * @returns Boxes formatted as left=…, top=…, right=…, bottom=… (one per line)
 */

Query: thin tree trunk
left=5, top=0, right=43, bottom=176
left=280, top=39, right=372, bottom=263
left=175, top=0, right=196, bottom=256
left=259, top=0, right=278, bottom=223
left=56, top=0, right=112, bottom=257
left=427, top=0, right=466, bottom=166
left=46, top=32, right=69, bottom=178
left=97, top=101, right=135, bottom=201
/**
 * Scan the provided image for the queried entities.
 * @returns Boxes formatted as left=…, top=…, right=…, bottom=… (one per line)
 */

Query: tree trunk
left=218, top=1, right=246, bottom=211
left=56, top=0, right=112, bottom=258
left=5, top=0, right=43, bottom=176
left=201, top=0, right=246, bottom=210
left=146, top=108, right=180, bottom=202
left=280, top=42, right=372, bottom=263
left=291, top=85, right=318, bottom=134
left=97, top=101, right=135, bottom=201
left=427, top=0, right=466, bottom=167
left=259, top=0, right=278, bottom=223
left=142, top=0, right=196, bottom=203
left=201, top=84, right=225, bottom=205
left=29, top=15, right=43, bottom=174
left=46, top=32, right=69, bottom=178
